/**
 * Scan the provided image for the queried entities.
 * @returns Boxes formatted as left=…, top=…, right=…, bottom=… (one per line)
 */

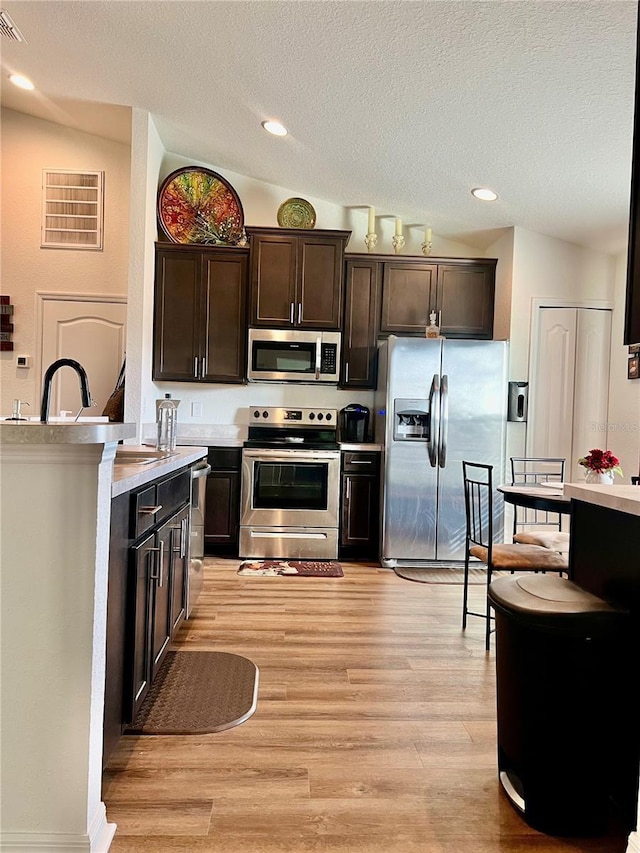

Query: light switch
left=191, top=402, right=203, bottom=418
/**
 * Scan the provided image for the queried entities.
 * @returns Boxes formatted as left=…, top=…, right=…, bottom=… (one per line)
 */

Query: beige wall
left=0, top=109, right=131, bottom=414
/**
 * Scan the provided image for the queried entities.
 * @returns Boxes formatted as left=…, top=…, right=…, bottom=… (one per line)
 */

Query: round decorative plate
left=277, top=197, right=316, bottom=229
left=157, top=167, right=245, bottom=245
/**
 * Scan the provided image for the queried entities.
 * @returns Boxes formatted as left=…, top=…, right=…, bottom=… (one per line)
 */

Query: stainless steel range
left=239, top=406, right=340, bottom=560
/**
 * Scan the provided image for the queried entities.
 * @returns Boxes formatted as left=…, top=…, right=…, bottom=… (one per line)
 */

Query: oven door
left=241, top=448, right=340, bottom=529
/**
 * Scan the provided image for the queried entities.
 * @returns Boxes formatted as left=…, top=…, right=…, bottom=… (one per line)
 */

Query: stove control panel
left=249, top=406, right=337, bottom=427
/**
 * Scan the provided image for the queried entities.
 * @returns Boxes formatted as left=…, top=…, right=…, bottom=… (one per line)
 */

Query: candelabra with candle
left=392, top=217, right=404, bottom=254
left=364, top=206, right=377, bottom=253
left=421, top=227, right=432, bottom=256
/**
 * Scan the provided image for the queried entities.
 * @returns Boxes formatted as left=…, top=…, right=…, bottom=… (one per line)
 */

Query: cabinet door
left=202, top=252, right=248, bottom=382
left=169, top=505, right=189, bottom=632
left=150, top=518, right=173, bottom=681
left=249, top=234, right=297, bottom=326
left=204, top=469, right=240, bottom=554
left=380, top=263, right=436, bottom=334
left=129, top=532, right=155, bottom=722
left=153, top=248, right=201, bottom=380
left=297, top=235, right=344, bottom=329
left=435, top=264, right=495, bottom=339
left=340, top=473, right=379, bottom=551
left=341, top=259, right=381, bottom=388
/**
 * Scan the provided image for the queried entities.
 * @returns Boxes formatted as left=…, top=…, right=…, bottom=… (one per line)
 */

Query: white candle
left=425, top=227, right=432, bottom=243
left=395, top=218, right=402, bottom=237
left=368, top=207, right=375, bottom=233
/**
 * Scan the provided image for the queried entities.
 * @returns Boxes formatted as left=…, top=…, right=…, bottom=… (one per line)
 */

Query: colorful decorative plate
left=157, top=167, right=245, bottom=245
left=277, top=197, right=316, bottom=229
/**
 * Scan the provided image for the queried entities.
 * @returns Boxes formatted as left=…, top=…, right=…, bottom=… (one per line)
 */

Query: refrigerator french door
left=375, top=336, right=508, bottom=566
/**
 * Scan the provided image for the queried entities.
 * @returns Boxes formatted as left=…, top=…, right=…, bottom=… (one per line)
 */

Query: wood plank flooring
left=103, top=559, right=631, bottom=852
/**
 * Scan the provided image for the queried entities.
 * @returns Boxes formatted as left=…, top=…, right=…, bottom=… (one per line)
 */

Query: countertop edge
left=564, top=483, right=640, bottom=517
left=0, top=422, right=136, bottom=444
left=112, top=446, right=208, bottom=497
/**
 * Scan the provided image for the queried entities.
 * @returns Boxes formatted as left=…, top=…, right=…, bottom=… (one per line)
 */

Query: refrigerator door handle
left=438, top=373, right=449, bottom=468
left=428, top=373, right=440, bottom=467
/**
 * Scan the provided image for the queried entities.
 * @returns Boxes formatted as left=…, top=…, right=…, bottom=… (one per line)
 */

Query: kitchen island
left=0, top=423, right=205, bottom=853
left=563, top=482, right=640, bottom=851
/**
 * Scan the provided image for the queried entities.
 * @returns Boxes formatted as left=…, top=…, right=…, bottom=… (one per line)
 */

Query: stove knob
left=325, top=412, right=332, bottom=421
left=262, top=410, right=269, bottom=418
left=253, top=410, right=260, bottom=418
left=317, top=412, right=324, bottom=421
left=309, top=412, right=315, bottom=420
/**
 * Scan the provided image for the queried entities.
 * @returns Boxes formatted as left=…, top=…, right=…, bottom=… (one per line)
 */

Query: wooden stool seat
left=513, top=531, right=570, bottom=553
left=470, top=542, right=568, bottom=570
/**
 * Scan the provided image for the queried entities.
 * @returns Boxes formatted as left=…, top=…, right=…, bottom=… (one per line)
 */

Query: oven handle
left=249, top=531, right=329, bottom=540
left=243, top=448, right=340, bottom=461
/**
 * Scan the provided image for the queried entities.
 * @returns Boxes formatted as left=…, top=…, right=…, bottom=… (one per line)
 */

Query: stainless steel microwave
left=247, top=328, right=341, bottom=383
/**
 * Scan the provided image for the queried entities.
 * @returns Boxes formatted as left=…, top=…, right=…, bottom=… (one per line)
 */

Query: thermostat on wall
left=16, top=355, right=31, bottom=368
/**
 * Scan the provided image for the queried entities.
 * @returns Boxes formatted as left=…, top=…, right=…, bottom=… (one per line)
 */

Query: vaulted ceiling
left=1, top=0, right=637, bottom=253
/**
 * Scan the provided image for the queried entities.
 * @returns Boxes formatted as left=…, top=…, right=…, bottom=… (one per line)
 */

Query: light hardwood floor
left=103, top=559, right=630, bottom=852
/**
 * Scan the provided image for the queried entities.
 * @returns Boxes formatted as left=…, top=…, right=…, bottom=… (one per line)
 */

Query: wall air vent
left=0, top=10, right=27, bottom=42
left=41, top=170, right=104, bottom=250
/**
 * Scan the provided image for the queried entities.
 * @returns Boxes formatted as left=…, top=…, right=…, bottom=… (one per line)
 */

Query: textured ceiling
left=1, top=0, right=637, bottom=253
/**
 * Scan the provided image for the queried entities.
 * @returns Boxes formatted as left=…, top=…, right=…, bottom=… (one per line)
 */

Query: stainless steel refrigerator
left=375, top=336, right=508, bottom=566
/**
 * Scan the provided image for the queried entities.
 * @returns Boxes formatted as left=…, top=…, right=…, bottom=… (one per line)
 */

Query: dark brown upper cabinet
left=340, top=257, right=382, bottom=388
left=379, top=256, right=496, bottom=339
left=246, top=227, right=351, bottom=330
left=153, top=243, right=248, bottom=383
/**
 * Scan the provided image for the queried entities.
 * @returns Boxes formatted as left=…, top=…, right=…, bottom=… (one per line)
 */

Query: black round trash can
left=488, top=574, right=629, bottom=837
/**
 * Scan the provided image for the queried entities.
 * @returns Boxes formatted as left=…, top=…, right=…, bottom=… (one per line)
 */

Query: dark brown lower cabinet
left=204, top=447, right=241, bottom=556
left=103, top=467, right=191, bottom=767
left=339, top=451, right=380, bottom=559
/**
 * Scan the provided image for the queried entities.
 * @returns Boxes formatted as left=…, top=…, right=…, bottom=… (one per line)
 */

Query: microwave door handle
left=428, top=373, right=440, bottom=468
left=315, top=337, right=321, bottom=380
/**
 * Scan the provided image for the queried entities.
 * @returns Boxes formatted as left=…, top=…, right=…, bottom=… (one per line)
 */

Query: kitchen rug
left=238, top=559, right=344, bottom=577
left=125, top=651, right=258, bottom=735
left=394, top=567, right=507, bottom=584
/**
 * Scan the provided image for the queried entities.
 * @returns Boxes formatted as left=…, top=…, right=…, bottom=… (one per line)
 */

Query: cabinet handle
left=201, top=357, right=206, bottom=378
left=149, top=549, right=159, bottom=581
left=345, top=362, right=349, bottom=383
left=346, top=479, right=351, bottom=501
left=140, top=504, right=163, bottom=515
left=290, top=302, right=294, bottom=324
left=297, top=303, right=302, bottom=324
left=194, top=357, right=199, bottom=378
left=351, top=460, right=373, bottom=465
left=181, top=517, right=188, bottom=558
left=148, top=540, right=164, bottom=585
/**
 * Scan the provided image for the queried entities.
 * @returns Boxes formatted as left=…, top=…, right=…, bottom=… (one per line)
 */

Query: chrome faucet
left=40, top=358, right=92, bottom=423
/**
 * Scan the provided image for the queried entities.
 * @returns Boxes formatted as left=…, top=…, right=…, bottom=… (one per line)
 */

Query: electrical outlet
left=16, top=354, right=31, bottom=368
left=191, top=401, right=203, bottom=418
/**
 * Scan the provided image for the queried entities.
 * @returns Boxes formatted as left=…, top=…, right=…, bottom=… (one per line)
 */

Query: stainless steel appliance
left=339, top=403, right=370, bottom=443
left=187, top=460, right=211, bottom=617
left=240, top=406, right=340, bottom=559
left=375, top=336, right=508, bottom=566
left=247, top=328, right=341, bottom=383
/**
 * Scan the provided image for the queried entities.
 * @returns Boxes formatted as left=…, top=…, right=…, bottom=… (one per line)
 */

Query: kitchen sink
left=114, top=446, right=174, bottom=464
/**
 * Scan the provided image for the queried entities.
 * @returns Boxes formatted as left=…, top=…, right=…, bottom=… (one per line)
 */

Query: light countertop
left=563, top=482, right=640, bottom=517
left=111, top=446, right=208, bottom=497
left=0, top=420, right=135, bottom=445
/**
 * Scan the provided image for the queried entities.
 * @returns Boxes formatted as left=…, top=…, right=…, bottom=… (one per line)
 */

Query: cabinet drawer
left=342, top=452, right=380, bottom=473
left=131, top=485, right=159, bottom=539
left=156, top=470, right=190, bottom=523
left=207, top=447, right=242, bottom=470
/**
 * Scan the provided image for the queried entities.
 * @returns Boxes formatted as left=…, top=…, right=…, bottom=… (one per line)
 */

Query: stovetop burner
left=246, top=406, right=338, bottom=450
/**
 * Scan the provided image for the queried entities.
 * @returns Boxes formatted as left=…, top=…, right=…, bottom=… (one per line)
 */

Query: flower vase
left=585, top=469, right=615, bottom=485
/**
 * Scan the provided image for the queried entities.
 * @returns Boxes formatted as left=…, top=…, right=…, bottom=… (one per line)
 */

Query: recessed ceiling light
left=471, top=187, right=498, bottom=202
left=261, top=120, right=287, bottom=137
left=9, top=73, right=34, bottom=91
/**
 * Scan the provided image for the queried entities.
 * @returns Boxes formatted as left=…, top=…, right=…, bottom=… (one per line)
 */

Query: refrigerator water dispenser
left=393, top=398, right=430, bottom=441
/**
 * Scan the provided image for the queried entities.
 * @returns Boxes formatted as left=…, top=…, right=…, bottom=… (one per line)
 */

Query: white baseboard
left=0, top=804, right=116, bottom=852
left=626, top=830, right=640, bottom=853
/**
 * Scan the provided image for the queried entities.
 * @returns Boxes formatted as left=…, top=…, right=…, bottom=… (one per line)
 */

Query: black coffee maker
left=339, top=403, right=370, bottom=443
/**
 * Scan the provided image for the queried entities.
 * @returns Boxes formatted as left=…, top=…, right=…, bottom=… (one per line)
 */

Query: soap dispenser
left=156, top=393, right=179, bottom=452
left=5, top=399, right=30, bottom=421
left=425, top=310, right=440, bottom=339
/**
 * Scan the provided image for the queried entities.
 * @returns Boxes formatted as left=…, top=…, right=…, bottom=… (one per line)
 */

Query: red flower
left=577, top=449, right=623, bottom=476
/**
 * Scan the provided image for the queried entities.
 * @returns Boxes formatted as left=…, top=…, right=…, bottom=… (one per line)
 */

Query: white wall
left=0, top=109, right=131, bottom=414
